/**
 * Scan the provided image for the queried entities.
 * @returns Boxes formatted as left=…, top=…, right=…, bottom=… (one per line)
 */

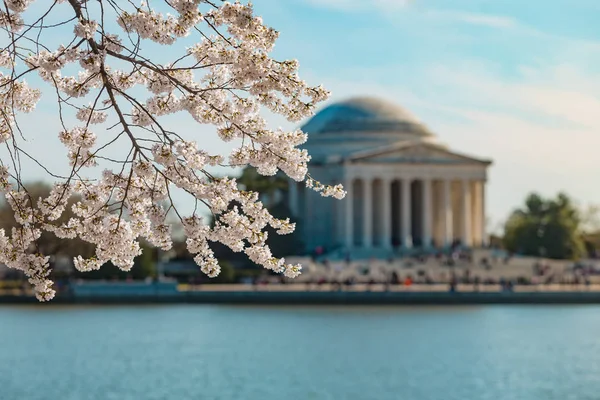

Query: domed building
left=287, top=97, right=492, bottom=258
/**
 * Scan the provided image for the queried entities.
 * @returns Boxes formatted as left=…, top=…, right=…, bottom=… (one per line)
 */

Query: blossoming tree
left=0, top=0, right=345, bottom=301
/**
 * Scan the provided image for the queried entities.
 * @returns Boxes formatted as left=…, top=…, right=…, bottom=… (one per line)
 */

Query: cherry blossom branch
left=0, top=0, right=343, bottom=302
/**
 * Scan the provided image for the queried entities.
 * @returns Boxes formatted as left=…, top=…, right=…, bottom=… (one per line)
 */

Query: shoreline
left=6, top=289, right=600, bottom=305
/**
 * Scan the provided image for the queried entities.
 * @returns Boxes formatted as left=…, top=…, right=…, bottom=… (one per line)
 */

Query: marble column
left=476, top=181, right=486, bottom=247
left=461, top=179, right=472, bottom=247
left=345, top=178, right=353, bottom=249
left=363, top=178, right=372, bottom=247
left=442, top=179, right=453, bottom=247
left=422, top=178, right=432, bottom=248
left=471, top=181, right=481, bottom=247
left=382, top=178, right=392, bottom=248
left=481, top=182, right=487, bottom=246
left=401, top=178, right=412, bottom=248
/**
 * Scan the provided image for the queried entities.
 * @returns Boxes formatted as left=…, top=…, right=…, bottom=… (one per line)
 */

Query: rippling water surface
left=1, top=304, right=600, bottom=400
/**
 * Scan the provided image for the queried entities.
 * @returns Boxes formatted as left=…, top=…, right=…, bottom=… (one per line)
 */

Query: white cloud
left=423, top=10, right=517, bottom=28
left=300, top=0, right=516, bottom=30
left=301, top=0, right=411, bottom=12
left=420, top=63, right=600, bottom=223
left=424, top=61, right=600, bottom=132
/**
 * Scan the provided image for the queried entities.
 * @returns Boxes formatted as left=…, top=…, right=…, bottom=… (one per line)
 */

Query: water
left=1, top=305, right=599, bottom=400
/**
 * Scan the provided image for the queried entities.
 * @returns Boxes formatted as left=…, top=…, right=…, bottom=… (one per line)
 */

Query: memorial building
left=288, top=97, right=492, bottom=257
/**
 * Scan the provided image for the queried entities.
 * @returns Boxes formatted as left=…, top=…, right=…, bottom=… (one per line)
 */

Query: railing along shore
left=5, top=282, right=600, bottom=305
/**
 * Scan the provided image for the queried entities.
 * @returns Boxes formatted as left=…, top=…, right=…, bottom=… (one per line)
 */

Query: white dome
left=301, top=96, right=432, bottom=137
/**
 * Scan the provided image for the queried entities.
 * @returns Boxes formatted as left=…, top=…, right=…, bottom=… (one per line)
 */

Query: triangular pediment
left=347, top=141, right=491, bottom=165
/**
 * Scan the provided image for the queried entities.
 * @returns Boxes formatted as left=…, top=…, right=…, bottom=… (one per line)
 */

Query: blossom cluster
left=0, top=0, right=344, bottom=301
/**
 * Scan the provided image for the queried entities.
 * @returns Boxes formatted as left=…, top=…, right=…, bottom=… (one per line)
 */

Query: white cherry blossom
left=0, top=0, right=345, bottom=301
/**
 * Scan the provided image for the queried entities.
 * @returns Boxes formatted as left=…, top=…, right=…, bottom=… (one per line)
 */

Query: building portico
left=343, top=175, right=486, bottom=250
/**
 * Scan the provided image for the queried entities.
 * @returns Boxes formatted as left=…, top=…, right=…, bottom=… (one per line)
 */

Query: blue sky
left=6, top=0, right=600, bottom=233
left=250, top=0, right=600, bottom=232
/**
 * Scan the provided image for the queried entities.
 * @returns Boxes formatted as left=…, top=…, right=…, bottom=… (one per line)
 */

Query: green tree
left=580, top=204, right=600, bottom=234
left=237, top=167, right=288, bottom=208
left=132, top=242, right=157, bottom=280
left=503, top=192, right=585, bottom=259
left=213, top=260, right=235, bottom=283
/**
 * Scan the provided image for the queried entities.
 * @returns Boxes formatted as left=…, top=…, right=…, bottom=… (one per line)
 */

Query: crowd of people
left=250, top=248, right=600, bottom=292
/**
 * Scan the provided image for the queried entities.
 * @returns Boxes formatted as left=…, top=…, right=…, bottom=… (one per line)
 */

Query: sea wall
left=5, top=290, right=600, bottom=305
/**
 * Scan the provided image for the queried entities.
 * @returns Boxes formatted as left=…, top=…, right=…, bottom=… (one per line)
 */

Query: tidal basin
left=1, top=305, right=600, bottom=400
